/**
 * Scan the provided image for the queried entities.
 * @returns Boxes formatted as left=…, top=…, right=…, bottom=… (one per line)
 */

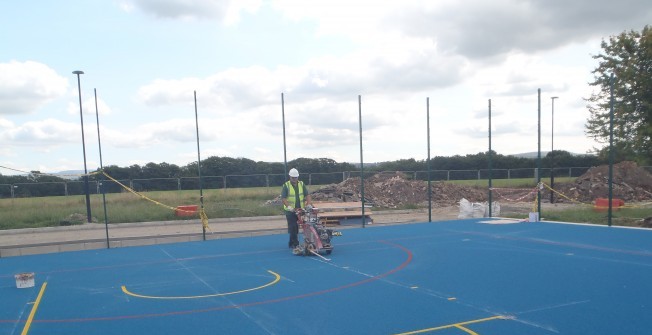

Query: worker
left=281, top=168, right=312, bottom=249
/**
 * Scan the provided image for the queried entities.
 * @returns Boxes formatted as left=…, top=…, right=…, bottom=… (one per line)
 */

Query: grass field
left=0, top=187, right=282, bottom=230
left=1, top=178, right=649, bottom=230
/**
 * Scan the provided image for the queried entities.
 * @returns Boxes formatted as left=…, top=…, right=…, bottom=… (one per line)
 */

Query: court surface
left=2, top=218, right=651, bottom=335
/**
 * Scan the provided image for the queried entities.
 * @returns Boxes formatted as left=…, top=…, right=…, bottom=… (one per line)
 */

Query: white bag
left=458, top=198, right=473, bottom=219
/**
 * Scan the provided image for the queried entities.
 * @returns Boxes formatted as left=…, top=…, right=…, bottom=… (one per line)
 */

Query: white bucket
left=528, top=212, right=539, bottom=222
left=15, top=273, right=35, bottom=288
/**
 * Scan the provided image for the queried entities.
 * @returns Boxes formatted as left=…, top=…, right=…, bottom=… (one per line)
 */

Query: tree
left=586, top=25, right=652, bottom=165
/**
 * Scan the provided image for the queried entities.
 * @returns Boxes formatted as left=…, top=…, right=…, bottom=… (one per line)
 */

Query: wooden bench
left=313, top=202, right=373, bottom=225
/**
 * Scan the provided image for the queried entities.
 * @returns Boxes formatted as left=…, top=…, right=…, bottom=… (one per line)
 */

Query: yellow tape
left=539, top=182, right=589, bottom=206
left=102, top=171, right=179, bottom=211
left=199, top=207, right=212, bottom=233
left=101, top=171, right=211, bottom=232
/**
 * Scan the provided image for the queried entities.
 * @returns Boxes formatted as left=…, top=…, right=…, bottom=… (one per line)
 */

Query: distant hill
left=510, top=152, right=593, bottom=159
left=52, top=170, right=85, bottom=179
left=510, top=152, right=548, bottom=159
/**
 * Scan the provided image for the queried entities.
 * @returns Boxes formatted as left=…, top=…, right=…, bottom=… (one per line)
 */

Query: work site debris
left=267, top=162, right=652, bottom=209
left=552, top=161, right=652, bottom=202
left=309, top=172, right=486, bottom=208
left=458, top=198, right=501, bottom=219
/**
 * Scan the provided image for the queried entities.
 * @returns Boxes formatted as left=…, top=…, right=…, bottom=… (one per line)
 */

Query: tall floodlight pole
left=537, top=89, right=542, bottom=220
left=73, top=70, right=92, bottom=223
left=194, top=91, right=206, bottom=240
left=281, top=93, right=288, bottom=176
left=426, top=97, right=432, bottom=222
left=608, top=74, right=615, bottom=226
left=94, top=88, right=110, bottom=248
left=488, top=99, right=493, bottom=217
left=358, top=95, right=366, bottom=228
left=550, top=96, right=559, bottom=204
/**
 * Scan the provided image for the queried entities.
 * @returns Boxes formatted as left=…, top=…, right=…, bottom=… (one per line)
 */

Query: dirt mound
left=271, top=162, right=652, bottom=209
left=311, top=172, right=486, bottom=208
left=555, top=161, right=652, bottom=202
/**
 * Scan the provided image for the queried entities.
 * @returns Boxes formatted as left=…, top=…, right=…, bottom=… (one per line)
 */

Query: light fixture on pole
left=73, top=70, right=92, bottom=223
left=550, top=96, right=559, bottom=204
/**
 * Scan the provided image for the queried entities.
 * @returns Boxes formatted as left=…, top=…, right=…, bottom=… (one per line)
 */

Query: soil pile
left=269, top=162, right=652, bottom=209
left=554, top=161, right=652, bottom=202
left=310, top=172, right=486, bottom=208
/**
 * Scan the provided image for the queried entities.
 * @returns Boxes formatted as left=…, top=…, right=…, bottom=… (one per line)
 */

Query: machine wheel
left=305, top=243, right=315, bottom=256
left=293, top=244, right=305, bottom=256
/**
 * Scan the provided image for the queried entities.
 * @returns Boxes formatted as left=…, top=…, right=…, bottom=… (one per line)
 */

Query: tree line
left=1, top=150, right=606, bottom=191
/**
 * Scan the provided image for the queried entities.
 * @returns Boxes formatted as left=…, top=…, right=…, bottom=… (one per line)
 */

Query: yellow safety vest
left=284, top=180, right=306, bottom=211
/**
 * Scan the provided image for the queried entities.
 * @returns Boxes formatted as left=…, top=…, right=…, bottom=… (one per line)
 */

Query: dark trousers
left=285, top=211, right=299, bottom=247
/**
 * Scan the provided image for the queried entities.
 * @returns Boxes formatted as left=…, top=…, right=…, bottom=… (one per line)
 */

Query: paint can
left=15, top=272, right=35, bottom=288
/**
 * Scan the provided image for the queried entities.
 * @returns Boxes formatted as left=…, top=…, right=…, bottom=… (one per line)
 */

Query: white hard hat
left=289, top=168, right=299, bottom=177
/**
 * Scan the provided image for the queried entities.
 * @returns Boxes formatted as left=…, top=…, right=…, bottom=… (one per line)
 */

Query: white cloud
left=389, top=0, right=652, bottom=60
left=3, top=0, right=649, bottom=174
left=124, top=0, right=262, bottom=23
left=0, top=61, right=68, bottom=115
left=66, top=95, right=114, bottom=117
left=0, top=118, right=79, bottom=147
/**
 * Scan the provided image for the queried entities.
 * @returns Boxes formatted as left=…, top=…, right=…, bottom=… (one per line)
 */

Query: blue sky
left=1, top=0, right=651, bottom=175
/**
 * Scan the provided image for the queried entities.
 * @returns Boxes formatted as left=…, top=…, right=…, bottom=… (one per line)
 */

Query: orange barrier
left=593, top=198, right=624, bottom=211
left=175, top=205, right=198, bottom=217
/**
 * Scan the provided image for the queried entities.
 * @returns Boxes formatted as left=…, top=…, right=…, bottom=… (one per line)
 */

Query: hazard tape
left=101, top=171, right=211, bottom=230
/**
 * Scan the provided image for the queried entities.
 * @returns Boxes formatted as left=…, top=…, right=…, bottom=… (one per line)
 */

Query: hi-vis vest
left=284, top=180, right=306, bottom=211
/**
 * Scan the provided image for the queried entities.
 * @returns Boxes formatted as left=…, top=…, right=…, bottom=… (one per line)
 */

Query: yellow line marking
left=21, top=282, right=47, bottom=335
left=455, top=324, right=479, bottom=335
left=393, top=315, right=505, bottom=335
left=121, top=270, right=280, bottom=299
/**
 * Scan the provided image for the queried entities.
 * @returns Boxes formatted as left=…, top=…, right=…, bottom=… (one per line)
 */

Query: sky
left=1, top=0, right=651, bottom=176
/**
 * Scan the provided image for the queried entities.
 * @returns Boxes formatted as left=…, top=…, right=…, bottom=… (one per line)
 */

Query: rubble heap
left=267, top=162, right=652, bottom=209
left=310, top=172, right=486, bottom=208
left=555, top=161, right=652, bottom=202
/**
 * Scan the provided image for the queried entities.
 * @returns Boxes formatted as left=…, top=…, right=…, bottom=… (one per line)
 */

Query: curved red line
left=5, top=240, right=412, bottom=324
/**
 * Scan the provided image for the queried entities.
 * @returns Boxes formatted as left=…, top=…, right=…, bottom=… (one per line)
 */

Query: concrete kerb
left=0, top=210, right=424, bottom=258
left=0, top=214, right=285, bottom=236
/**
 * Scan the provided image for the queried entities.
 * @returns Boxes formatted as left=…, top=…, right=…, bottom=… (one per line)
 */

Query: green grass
left=0, top=187, right=284, bottom=230
left=449, top=177, right=575, bottom=188
left=538, top=206, right=652, bottom=227
left=1, top=180, right=649, bottom=230
left=445, top=177, right=651, bottom=227
left=496, top=201, right=652, bottom=228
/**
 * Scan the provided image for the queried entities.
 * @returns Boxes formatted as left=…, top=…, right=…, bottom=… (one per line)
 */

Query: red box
left=175, top=205, right=198, bottom=217
left=593, top=198, right=624, bottom=211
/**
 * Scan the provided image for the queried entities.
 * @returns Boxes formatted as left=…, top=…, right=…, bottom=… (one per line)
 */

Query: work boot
left=292, top=245, right=303, bottom=255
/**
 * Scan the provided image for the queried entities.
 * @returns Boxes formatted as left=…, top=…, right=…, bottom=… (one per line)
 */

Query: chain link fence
left=2, top=166, right=651, bottom=199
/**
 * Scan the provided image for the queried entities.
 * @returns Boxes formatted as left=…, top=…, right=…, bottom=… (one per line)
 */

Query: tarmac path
left=0, top=208, right=457, bottom=257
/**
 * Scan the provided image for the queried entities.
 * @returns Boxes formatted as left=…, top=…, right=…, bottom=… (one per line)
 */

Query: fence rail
left=1, top=166, right=650, bottom=199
